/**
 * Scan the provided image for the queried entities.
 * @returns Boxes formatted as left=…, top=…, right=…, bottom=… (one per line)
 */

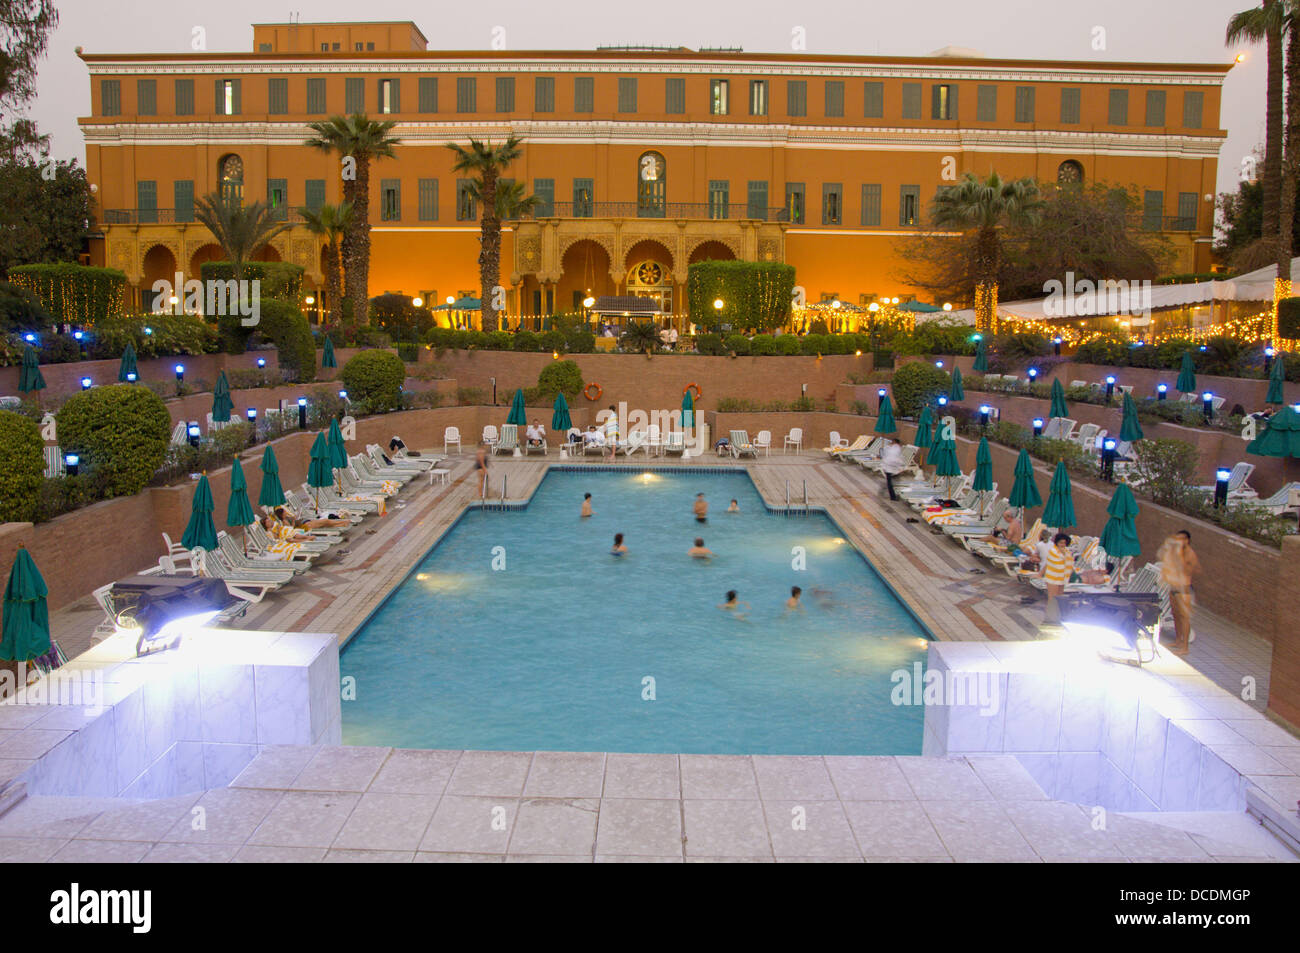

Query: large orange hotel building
left=79, top=20, right=1230, bottom=322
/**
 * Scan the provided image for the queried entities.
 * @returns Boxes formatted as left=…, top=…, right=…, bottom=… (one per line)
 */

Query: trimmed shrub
left=537, top=359, right=584, bottom=399
left=539, top=329, right=566, bottom=353
left=341, top=349, right=406, bottom=412
left=87, top=313, right=217, bottom=360
left=370, top=293, right=432, bottom=342
left=425, top=326, right=455, bottom=348
left=724, top=333, right=751, bottom=355
left=486, top=330, right=512, bottom=350
left=512, top=330, right=541, bottom=351
left=55, top=386, right=172, bottom=497
left=695, top=332, right=725, bottom=355
left=1074, top=334, right=1131, bottom=367
left=8, top=263, right=127, bottom=326
left=749, top=335, right=777, bottom=355
left=0, top=281, right=53, bottom=333
left=890, top=360, right=952, bottom=417
left=686, top=260, right=796, bottom=331
left=255, top=300, right=317, bottom=383
left=800, top=333, right=830, bottom=355
left=776, top=334, right=803, bottom=355
left=200, top=261, right=306, bottom=353
left=0, top=410, right=45, bottom=522
left=564, top=327, right=596, bottom=353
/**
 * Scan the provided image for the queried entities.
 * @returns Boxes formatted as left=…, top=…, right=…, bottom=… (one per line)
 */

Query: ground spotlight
left=80, top=377, right=92, bottom=390
left=64, top=453, right=79, bottom=477
left=1033, top=417, right=1044, bottom=438
left=1157, top=383, right=1167, bottom=401
left=1105, top=375, right=1115, bottom=401
left=126, top=372, right=138, bottom=382
left=1214, top=466, right=1230, bottom=508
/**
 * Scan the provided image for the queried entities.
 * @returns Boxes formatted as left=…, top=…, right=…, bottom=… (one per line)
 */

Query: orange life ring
left=584, top=382, right=602, bottom=401
left=683, top=383, right=702, bottom=400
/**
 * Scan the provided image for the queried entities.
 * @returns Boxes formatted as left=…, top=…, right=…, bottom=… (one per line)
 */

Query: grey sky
left=31, top=0, right=1264, bottom=198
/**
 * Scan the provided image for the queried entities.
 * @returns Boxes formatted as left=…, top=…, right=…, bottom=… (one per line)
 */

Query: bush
left=0, top=410, right=45, bottom=521
left=1128, top=438, right=1200, bottom=508
left=891, top=360, right=952, bottom=417
left=55, top=386, right=172, bottom=497
left=200, top=261, right=306, bottom=353
left=991, top=331, right=1051, bottom=363
left=1074, top=334, right=1131, bottom=367
left=8, top=263, right=127, bottom=325
left=0, top=281, right=53, bottom=333
left=341, top=350, right=406, bottom=413
left=695, top=332, right=726, bottom=355
left=513, top=330, right=541, bottom=351
left=369, top=293, right=432, bottom=342
left=457, top=386, right=485, bottom=405
left=87, top=313, right=217, bottom=361
left=565, top=327, right=596, bottom=353
left=483, top=330, right=511, bottom=350
left=255, top=300, right=317, bottom=384
left=776, top=334, right=803, bottom=355
left=749, top=334, right=777, bottom=355
left=800, top=333, right=830, bottom=355
left=537, top=359, right=583, bottom=399
left=1279, top=296, right=1300, bottom=340
left=724, top=333, right=751, bottom=355
left=686, top=260, right=795, bottom=331
left=425, top=326, right=454, bottom=349
left=888, top=318, right=977, bottom=356
left=539, top=329, right=566, bottom=353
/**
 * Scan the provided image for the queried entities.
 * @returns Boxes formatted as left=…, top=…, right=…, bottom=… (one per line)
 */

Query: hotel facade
left=79, top=21, right=1230, bottom=323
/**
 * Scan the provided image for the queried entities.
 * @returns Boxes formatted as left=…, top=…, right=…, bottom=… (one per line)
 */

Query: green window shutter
left=231, top=78, right=241, bottom=115
left=385, top=78, right=400, bottom=114
left=666, top=77, right=685, bottom=114
left=174, top=79, right=193, bottom=116
left=457, top=77, right=476, bottom=113
left=456, top=178, right=477, bottom=220
left=534, top=76, right=554, bottom=112
left=345, top=77, right=364, bottom=113
left=267, top=178, right=288, bottom=220
left=137, top=181, right=157, bottom=222
left=101, top=80, right=120, bottom=116
left=533, top=178, right=554, bottom=216
left=784, top=182, right=804, bottom=224
left=708, top=180, right=729, bottom=219
left=746, top=180, right=768, bottom=219
left=173, top=181, right=193, bottom=222
left=496, top=76, right=515, bottom=112
left=1108, top=89, right=1128, bottom=125
left=137, top=79, right=156, bottom=116
left=1145, top=89, right=1165, bottom=126
left=306, top=77, right=326, bottom=113
left=1176, top=192, right=1197, bottom=230
left=1183, top=90, right=1203, bottom=128
left=901, top=83, right=921, bottom=119
left=899, top=184, right=920, bottom=226
left=418, top=178, right=439, bottom=221
left=214, top=79, right=224, bottom=114
left=825, top=80, right=844, bottom=117
left=1014, top=86, right=1034, bottom=122
left=860, top=184, right=881, bottom=227
left=305, top=179, right=325, bottom=212
left=976, top=85, right=997, bottom=122
left=380, top=179, right=400, bottom=221
left=1060, top=87, right=1081, bottom=124
left=618, top=77, right=637, bottom=113
left=863, top=81, right=883, bottom=118
left=787, top=80, right=807, bottom=117
left=574, top=76, right=594, bottom=113
left=573, top=178, right=593, bottom=216
left=1142, top=190, right=1163, bottom=230
left=822, top=183, right=842, bottom=224
left=268, top=77, right=287, bottom=115
left=418, top=77, right=437, bottom=113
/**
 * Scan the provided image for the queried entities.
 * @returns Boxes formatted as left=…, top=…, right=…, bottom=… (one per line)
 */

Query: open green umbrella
left=1119, top=392, right=1144, bottom=442
left=1008, top=448, right=1043, bottom=518
left=181, top=474, right=219, bottom=553
left=1099, top=482, right=1141, bottom=561
left=1, top=546, right=50, bottom=663
left=258, top=444, right=285, bottom=507
left=322, top=336, right=338, bottom=369
left=212, top=370, right=234, bottom=424
left=1176, top=351, right=1197, bottom=394
left=1266, top=352, right=1286, bottom=405
left=1041, top=460, right=1077, bottom=530
left=307, top=432, right=333, bottom=509
left=18, top=345, right=45, bottom=396
left=118, top=342, right=139, bottom=383
left=681, top=388, right=694, bottom=429
left=912, top=405, right=933, bottom=464
left=949, top=365, right=965, bottom=402
left=972, top=339, right=988, bottom=374
left=1246, top=404, right=1300, bottom=458
left=928, top=430, right=962, bottom=499
left=874, top=395, right=897, bottom=435
left=551, top=392, right=572, bottom=433
left=227, top=457, right=256, bottom=554
left=506, top=388, right=527, bottom=427
left=1049, top=377, right=1069, bottom=420
left=973, top=436, right=994, bottom=517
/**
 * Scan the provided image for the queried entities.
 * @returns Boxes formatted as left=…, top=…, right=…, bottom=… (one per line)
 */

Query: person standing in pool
left=474, top=445, right=489, bottom=499
left=611, top=532, right=627, bottom=556
left=580, top=493, right=593, bottom=518
left=688, top=538, right=713, bottom=559
left=786, top=586, right=803, bottom=610
left=718, top=590, right=750, bottom=619
left=726, top=499, right=739, bottom=513
left=693, top=493, right=708, bottom=523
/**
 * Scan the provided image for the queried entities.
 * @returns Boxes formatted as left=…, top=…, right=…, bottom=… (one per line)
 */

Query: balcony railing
left=102, top=208, right=306, bottom=225
left=509, top=202, right=793, bottom=222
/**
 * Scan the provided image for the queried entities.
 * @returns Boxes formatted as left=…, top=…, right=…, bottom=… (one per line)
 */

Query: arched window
left=637, top=151, right=666, bottom=218
left=1057, top=160, right=1084, bottom=185
left=219, top=154, right=244, bottom=205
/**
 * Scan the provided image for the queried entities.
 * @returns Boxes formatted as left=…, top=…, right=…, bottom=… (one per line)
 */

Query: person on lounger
left=273, top=506, right=348, bottom=531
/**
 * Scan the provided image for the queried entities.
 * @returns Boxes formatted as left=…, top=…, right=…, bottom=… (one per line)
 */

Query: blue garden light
left=1033, top=417, right=1045, bottom=437
left=935, top=360, right=944, bottom=369
left=64, top=453, right=79, bottom=476
left=1105, top=375, right=1116, bottom=401
left=297, top=396, right=308, bottom=429
left=144, top=326, right=153, bottom=335
left=23, top=333, right=35, bottom=343
left=80, top=377, right=92, bottom=390
left=1202, top=391, right=1214, bottom=422
left=1053, top=336, right=1062, bottom=355
left=979, top=404, right=991, bottom=428
left=1027, top=368, right=1038, bottom=381
left=257, top=357, right=266, bottom=368
left=1157, top=383, right=1167, bottom=400
left=73, top=330, right=84, bottom=341
left=175, top=363, right=185, bottom=382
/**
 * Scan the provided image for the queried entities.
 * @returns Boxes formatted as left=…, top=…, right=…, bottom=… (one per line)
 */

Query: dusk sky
left=30, top=0, right=1264, bottom=202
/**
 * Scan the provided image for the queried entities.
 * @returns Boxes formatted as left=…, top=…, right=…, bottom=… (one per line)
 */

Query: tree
left=298, top=201, right=352, bottom=327
left=194, top=192, right=289, bottom=282
left=926, top=171, right=1042, bottom=332
left=0, top=1, right=59, bottom=157
left=304, top=114, right=400, bottom=326
left=445, top=136, right=526, bottom=331
left=0, top=157, right=93, bottom=275
left=492, top=179, right=541, bottom=221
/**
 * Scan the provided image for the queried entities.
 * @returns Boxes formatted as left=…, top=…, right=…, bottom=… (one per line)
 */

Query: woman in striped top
left=1037, top=532, right=1074, bottom=624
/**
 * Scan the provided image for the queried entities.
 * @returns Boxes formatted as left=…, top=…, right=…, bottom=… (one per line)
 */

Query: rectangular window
left=345, top=77, right=364, bottom=113
left=268, top=77, right=287, bottom=115
left=822, top=183, right=842, bottom=225
left=496, top=76, right=515, bottom=112
left=418, top=77, right=437, bottom=113
left=787, top=80, right=807, bottom=117
left=1060, top=87, right=1081, bottom=124
left=379, top=78, right=399, bottom=114
left=456, top=179, right=477, bottom=220
left=101, top=79, right=121, bottom=116
left=710, top=79, right=729, bottom=115
left=1142, top=189, right=1163, bottom=230
left=825, top=80, right=844, bottom=117
left=749, top=79, right=768, bottom=116
left=1183, top=90, right=1204, bottom=128
left=746, top=180, right=768, bottom=219
left=306, top=77, right=326, bottom=114
left=214, top=78, right=241, bottom=115
left=1108, top=88, right=1129, bottom=125
left=533, top=178, right=554, bottom=216
left=456, top=76, right=476, bottom=113
left=1175, top=191, right=1198, bottom=230
left=784, top=182, right=805, bottom=224
left=977, top=84, right=997, bottom=122
left=1145, top=89, right=1166, bottom=126
left=665, top=77, right=685, bottom=114
left=574, top=76, right=594, bottom=113
left=573, top=178, right=594, bottom=217
left=137, top=79, right=156, bottom=116
left=304, top=179, right=326, bottom=213
left=267, top=178, right=288, bottom=220
left=173, top=180, right=194, bottom=223
left=534, top=76, right=554, bottom=113
left=931, top=84, right=957, bottom=120
left=137, top=181, right=156, bottom=222
left=860, top=184, right=881, bottom=227
left=380, top=179, right=400, bottom=221
left=708, top=180, right=730, bottom=219
left=1014, top=86, right=1034, bottom=122
left=901, top=83, right=922, bottom=119
left=175, top=79, right=194, bottom=116
left=863, top=81, right=883, bottom=118
left=899, top=184, right=921, bottom=226
left=418, top=179, right=438, bottom=221
left=618, top=77, right=637, bottom=113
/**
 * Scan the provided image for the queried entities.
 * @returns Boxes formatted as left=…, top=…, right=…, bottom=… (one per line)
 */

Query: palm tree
left=304, top=114, right=400, bottom=326
left=445, top=136, right=526, bottom=330
left=1227, top=3, right=1286, bottom=262
left=620, top=321, right=661, bottom=357
left=491, top=179, right=542, bottom=222
left=299, top=202, right=353, bottom=327
left=194, top=192, right=289, bottom=281
left=1279, top=0, right=1300, bottom=339
left=929, top=171, right=1042, bottom=333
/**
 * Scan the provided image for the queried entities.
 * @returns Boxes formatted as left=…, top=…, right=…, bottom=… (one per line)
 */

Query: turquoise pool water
left=341, top=469, right=929, bottom=755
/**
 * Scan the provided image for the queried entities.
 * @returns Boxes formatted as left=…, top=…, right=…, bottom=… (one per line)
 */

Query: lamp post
left=979, top=404, right=991, bottom=430
left=1027, top=368, right=1038, bottom=384
left=877, top=387, right=887, bottom=414
left=64, top=453, right=79, bottom=477
left=174, top=364, right=185, bottom=384
left=1033, top=417, right=1044, bottom=438
left=1101, top=437, right=1117, bottom=483
left=126, top=372, right=137, bottom=383
left=935, top=360, right=944, bottom=369
left=1104, top=375, right=1115, bottom=403
left=937, top=395, right=948, bottom=411
left=1202, top=391, right=1214, bottom=423
left=257, top=357, right=266, bottom=369
left=1157, top=383, right=1167, bottom=401
left=1213, top=467, right=1230, bottom=508
left=80, top=377, right=92, bottom=391
left=297, top=396, right=307, bottom=430
left=1053, top=336, right=1062, bottom=356
left=187, top=422, right=201, bottom=448
left=246, top=408, right=257, bottom=443
left=1265, top=346, right=1275, bottom=375
left=489, top=377, right=497, bottom=406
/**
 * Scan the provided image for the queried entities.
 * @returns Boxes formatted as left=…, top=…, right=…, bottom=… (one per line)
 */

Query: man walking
left=880, top=439, right=904, bottom=501
left=1157, top=530, right=1200, bottom=655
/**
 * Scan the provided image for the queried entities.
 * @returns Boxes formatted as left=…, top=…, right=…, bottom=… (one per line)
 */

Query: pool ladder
left=480, top=472, right=509, bottom=510
left=785, top=479, right=810, bottom=516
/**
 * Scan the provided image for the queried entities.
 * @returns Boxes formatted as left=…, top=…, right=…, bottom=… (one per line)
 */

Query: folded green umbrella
left=874, top=395, right=897, bottom=435
left=327, top=416, right=349, bottom=469
left=322, top=336, right=338, bottom=369
left=912, top=406, right=933, bottom=463
left=258, top=444, right=285, bottom=507
left=1246, top=405, right=1300, bottom=458
left=307, top=432, right=333, bottom=509
left=972, top=339, right=988, bottom=374
left=1, top=546, right=50, bottom=663
left=118, top=342, right=139, bottom=382
left=1008, top=448, right=1043, bottom=515
left=1049, top=378, right=1069, bottom=420
left=1266, top=351, right=1286, bottom=405
left=552, top=392, right=572, bottom=433
left=949, top=365, right=964, bottom=402
left=1119, top=391, right=1144, bottom=443
left=972, top=436, right=994, bottom=518
left=1041, top=460, right=1076, bottom=529
left=507, top=388, right=527, bottom=426
left=212, top=370, right=234, bottom=423
left=18, top=345, right=45, bottom=395
left=927, top=430, right=961, bottom=498
left=181, top=474, right=219, bottom=552
left=227, top=457, right=256, bottom=555
left=1176, top=351, right=1197, bottom=394
left=681, top=389, right=694, bottom=429
left=1099, top=482, right=1141, bottom=559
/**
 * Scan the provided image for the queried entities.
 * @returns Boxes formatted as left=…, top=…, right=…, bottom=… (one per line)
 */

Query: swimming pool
left=341, top=468, right=930, bottom=755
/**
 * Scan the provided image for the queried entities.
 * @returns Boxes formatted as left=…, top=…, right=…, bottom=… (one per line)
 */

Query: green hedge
left=0, top=281, right=53, bottom=333
left=891, top=360, right=952, bottom=417
left=0, top=410, right=45, bottom=522
left=55, top=386, right=172, bottom=497
left=87, top=314, right=217, bottom=360
left=686, top=260, right=795, bottom=332
left=8, top=263, right=126, bottom=326
left=256, top=301, right=316, bottom=384
left=341, top=350, right=405, bottom=412
left=200, top=261, right=305, bottom=353
left=537, top=359, right=583, bottom=399
left=1279, top=296, right=1300, bottom=340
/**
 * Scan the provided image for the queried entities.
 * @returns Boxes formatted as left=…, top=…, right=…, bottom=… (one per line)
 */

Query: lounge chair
left=169, top=421, right=188, bottom=447
left=844, top=437, right=885, bottom=463
left=444, top=427, right=462, bottom=455
left=367, top=445, right=433, bottom=474
left=625, top=431, right=649, bottom=457
left=302, top=482, right=380, bottom=514
left=754, top=430, right=772, bottom=456
left=353, top=454, right=413, bottom=487
left=783, top=428, right=803, bottom=454
left=1069, top=380, right=1088, bottom=390
left=862, top=443, right=917, bottom=474
left=1071, top=423, right=1099, bottom=450
left=823, top=431, right=849, bottom=454
left=663, top=431, right=686, bottom=456
left=939, top=499, right=1010, bottom=537
left=492, top=423, right=519, bottom=456
left=43, top=445, right=65, bottom=479
left=194, top=547, right=290, bottom=605
left=1192, top=461, right=1256, bottom=499
left=482, top=425, right=499, bottom=449
left=524, top=428, right=548, bottom=455
left=829, top=435, right=869, bottom=458
left=285, top=488, right=364, bottom=524
left=220, top=531, right=313, bottom=573
left=646, top=424, right=664, bottom=456
left=729, top=430, right=759, bottom=459
left=248, top=519, right=333, bottom=555
left=161, top=532, right=198, bottom=571
left=1237, top=481, right=1300, bottom=515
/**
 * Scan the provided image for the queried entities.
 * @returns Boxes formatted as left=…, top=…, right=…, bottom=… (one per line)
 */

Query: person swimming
left=688, top=537, right=713, bottom=559
left=786, top=585, right=803, bottom=610
left=726, top=499, right=739, bottom=513
left=718, top=589, right=750, bottom=619
left=611, top=532, right=627, bottom=556
left=581, top=493, right=593, bottom=518
left=693, top=493, right=708, bottom=523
